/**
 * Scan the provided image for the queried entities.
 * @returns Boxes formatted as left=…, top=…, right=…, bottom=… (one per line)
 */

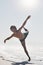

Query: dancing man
left=4, top=15, right=31, bottom=61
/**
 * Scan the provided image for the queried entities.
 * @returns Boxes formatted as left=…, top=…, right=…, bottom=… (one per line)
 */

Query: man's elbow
left=7, top=37, right=11, bottom=40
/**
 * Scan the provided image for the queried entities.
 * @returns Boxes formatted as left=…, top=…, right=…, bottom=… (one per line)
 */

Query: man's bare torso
left=13, top=31, right=24, bottom=39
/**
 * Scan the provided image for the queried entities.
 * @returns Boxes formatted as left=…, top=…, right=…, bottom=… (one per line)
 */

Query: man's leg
left=20, top=40, right=31, bottom=61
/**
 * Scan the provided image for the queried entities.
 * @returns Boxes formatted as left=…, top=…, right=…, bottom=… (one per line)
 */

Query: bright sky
left=0, top=0, right=43, bottom=45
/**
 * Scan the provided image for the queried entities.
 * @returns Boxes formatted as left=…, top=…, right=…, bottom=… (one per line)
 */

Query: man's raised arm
left=18, top=15, right=31, bottom=31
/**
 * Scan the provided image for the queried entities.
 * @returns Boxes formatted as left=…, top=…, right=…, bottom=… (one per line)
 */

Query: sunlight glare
left=19, top=0, right=38, bottom=9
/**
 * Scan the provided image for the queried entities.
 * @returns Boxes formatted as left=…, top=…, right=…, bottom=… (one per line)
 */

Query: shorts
left=20, top=32, right=28, bottom=42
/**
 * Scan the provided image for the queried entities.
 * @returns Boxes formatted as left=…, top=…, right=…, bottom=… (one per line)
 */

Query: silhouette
left=4, top=15, right=31, bottom=61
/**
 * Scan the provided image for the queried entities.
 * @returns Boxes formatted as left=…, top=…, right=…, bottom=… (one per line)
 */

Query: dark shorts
left=20, top=32, right=28, bottom=42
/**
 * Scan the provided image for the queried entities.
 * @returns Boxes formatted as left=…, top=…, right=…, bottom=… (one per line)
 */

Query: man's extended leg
left=20, top=40, right=31, bottom=61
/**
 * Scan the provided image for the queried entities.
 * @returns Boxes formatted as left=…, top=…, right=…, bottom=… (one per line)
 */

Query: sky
left=0, top=0, right=43, bottom=46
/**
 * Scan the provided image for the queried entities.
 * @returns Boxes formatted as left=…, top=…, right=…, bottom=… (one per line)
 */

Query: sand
left=0, top=44, right=43, bottom=65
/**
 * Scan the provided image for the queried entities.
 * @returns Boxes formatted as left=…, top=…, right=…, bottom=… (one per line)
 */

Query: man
left=4, top=15, right=31, bottom=61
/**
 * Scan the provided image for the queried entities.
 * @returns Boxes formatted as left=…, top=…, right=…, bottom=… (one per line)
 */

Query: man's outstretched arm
left=4, top=34, right=14, bottom=43
left=18, top=15, right=31, bottom=31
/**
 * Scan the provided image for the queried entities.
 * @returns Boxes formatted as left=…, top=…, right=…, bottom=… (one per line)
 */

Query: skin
left=4, top=15, right=31, bottom=61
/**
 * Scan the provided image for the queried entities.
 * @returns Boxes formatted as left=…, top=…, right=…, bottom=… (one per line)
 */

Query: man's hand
left=4, top=39, right=6, bottom=43
left=27, top=15, right=31, bottom=20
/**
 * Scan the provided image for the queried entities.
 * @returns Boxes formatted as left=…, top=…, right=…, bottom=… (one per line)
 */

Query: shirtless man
left=4, top=15, right=31, bottom=61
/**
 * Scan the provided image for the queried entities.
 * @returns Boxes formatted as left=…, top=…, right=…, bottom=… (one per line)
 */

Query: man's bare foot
left=28, top=57, right=31, bottom=61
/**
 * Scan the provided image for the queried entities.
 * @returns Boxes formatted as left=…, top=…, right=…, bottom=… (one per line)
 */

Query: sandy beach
left=0, top=44, right=43, bottom=65
left=0, top=53, right=43, bottom=65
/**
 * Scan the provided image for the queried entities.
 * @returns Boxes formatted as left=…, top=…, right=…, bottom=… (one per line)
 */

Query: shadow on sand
left=0, top=56, right=34, bottom=65
left=11, top=61, right=34, bottom=65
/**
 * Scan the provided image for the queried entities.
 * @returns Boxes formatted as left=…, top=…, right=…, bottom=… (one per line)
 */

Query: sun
left=19, top=0, right=38, bottom=9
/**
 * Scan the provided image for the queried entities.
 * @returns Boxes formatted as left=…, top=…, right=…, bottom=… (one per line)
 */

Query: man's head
left=10, top=25, right=17, bottom=32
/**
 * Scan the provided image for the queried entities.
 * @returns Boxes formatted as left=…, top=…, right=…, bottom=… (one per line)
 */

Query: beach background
left=0, top=0, right=43, bottom=65
left=0, top=42, right=43, bottom=65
